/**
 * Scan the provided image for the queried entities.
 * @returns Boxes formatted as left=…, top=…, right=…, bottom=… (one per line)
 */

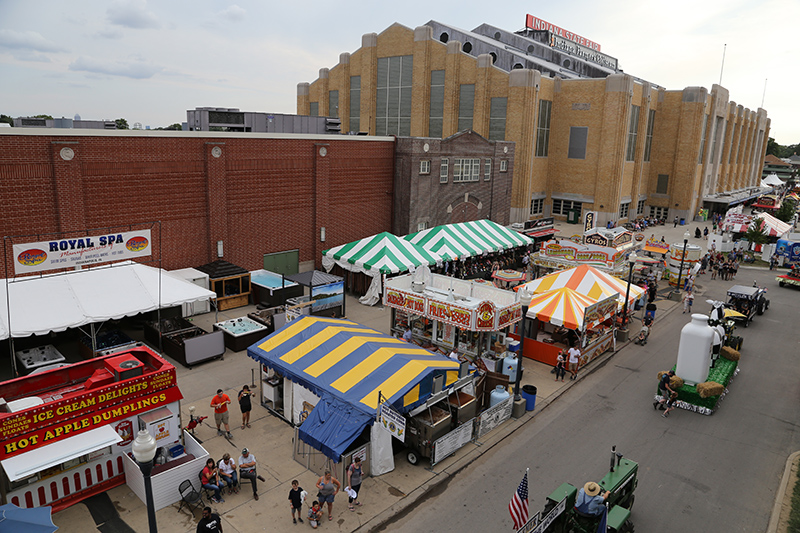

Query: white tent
left=0, top=262, right=216, bottom=340
left=761, top=173, right=784, bottom=187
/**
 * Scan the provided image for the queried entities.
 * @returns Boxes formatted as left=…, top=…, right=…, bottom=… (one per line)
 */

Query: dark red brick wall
left=0, top=133, right=395, bottom=277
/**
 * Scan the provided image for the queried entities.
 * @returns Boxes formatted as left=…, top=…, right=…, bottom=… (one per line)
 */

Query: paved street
left=382, top=267, right=800, bottom=533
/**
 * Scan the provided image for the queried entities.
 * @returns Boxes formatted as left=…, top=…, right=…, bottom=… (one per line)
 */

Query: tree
left=744, top=219, right=769, bottom=248
left=775, top=199, right=797, bottom=223
left=155, top=123, right=182, bottom=130
left=0, top=114, right=12, bottom=126
left=767, top=137, right=782, bottom=157
left=115, top=118, right=129, bottom=130
left=32, top=114, right=53, bottom=120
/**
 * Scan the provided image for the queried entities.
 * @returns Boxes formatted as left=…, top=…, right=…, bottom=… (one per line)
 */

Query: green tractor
left=533, top=446, right=637, bottom=533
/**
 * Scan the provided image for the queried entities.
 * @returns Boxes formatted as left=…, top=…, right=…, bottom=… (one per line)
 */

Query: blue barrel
left=521, top=385, right=537, bottom=411
left=501, top=355, right=519, bottom=383
left=490, top=385, right=510, bottom=407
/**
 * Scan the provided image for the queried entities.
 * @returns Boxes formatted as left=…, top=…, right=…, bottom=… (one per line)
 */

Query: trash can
left=679, top=218, right=685, bottom=225
left=521, top=385, right=537, bottom=411
left=566, top=209, right=581, bottom=224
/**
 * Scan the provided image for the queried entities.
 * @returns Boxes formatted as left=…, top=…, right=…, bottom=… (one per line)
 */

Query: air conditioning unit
left=104, top=355, right=145, bottom=381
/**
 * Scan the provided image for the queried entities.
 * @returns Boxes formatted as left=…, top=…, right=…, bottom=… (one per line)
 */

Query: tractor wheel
left=407, top=450, right=419, bottom=465
left=737, top=337, right=744, bottom=351
left=766, top=300, right=770, bottom=310
left=622, top=494, right=635, bottom=511
left=780, top=281, right=785, bottom=287
left=617, top=519, right=635, bottom=533
left=757, top=302, right=764, bottom=315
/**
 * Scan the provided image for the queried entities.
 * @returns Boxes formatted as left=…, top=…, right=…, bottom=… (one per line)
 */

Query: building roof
left=195, top=260, right=248, bottom=279
left=764, top=154, right=791, bottom=166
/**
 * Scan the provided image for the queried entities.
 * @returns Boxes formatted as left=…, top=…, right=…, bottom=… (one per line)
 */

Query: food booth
left=513, top=217, right=558, bottom=252
left=510, top=288, right=618, bottom=367
left=583, top=227, right=636, bottom=251
left=532, top=239, right=626, bottom=276
left=383, top=272, right=523, bottom=361
left=0, top=346, right=210, bottom=512
left=247, top=316, right=472, bottom=476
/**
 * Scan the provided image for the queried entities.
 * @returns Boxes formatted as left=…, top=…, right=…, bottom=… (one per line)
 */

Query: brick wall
left=0, top=132, right=395, bottom=277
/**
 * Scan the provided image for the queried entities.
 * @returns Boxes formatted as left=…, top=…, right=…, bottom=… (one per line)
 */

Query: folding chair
left=178, top=479, right=204, bottom=516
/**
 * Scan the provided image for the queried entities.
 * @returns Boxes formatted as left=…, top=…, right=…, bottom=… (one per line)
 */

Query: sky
left=1, top=0, right=798, bottom=145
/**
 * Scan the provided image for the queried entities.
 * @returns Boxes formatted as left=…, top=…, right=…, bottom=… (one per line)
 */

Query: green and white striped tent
left=322, top=232, right=442, bottom=275
left=322, top=232, right=442, bottom=306
left=404, top=219, right=532, bottom=261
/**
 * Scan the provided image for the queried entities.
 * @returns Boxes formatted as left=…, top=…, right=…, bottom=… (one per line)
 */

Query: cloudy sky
left=1, top=0, right=798, bottom=144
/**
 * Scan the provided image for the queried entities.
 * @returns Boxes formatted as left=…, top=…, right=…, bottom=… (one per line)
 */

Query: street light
left=621, top=251, right=638, bottom=327
left=132, top=429, right=158, bottom=533
left=675, top=231, right=690, bottom=293
left=513, top=287, right=533, bottom=402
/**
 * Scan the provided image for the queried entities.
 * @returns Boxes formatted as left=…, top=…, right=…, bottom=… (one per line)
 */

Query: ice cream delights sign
left=13, top=230, right=152, bottom=274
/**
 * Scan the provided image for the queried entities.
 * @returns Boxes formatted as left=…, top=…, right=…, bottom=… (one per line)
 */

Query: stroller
left=634, top=316, right=654, bottom=345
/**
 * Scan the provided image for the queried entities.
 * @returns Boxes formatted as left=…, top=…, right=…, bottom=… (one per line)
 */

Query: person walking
left=654, top=370, right=676, bottom=410
left=316, top=470, right=341, bottom=521
left=567, top=343, right=581, bottom=380
left=555, top=350, right=567, bottom=382
left=682, top=290, right=694, bottom=314
left=197, top=507, right=223, bottom=533
left=346, top=456, right=363, bottom=511
left=211, top=388, right=232, bottom=439
left=238, top=385, right=252, bottom=429
left=288, top=480, right=304, bottom=524
left=673, top=215, right=679, bottom=228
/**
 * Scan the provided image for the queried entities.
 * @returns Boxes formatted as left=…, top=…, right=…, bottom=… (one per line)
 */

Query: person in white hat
left=574, top=481, right=610, bottom=516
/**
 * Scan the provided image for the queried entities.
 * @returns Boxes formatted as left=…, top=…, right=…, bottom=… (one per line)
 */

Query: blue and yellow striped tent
left=247, top=316, right=460, bottom=461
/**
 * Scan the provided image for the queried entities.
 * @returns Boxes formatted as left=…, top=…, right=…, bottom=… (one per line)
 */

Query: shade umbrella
left=520, top=264, right=645, bottom=310
left=0, top=503, right=57, bottom=533
left=491, top=269, right=527, bottom=283
left=525, top=287, right=599, bottom=331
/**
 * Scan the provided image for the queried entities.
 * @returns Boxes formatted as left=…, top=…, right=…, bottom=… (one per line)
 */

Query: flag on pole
left=595, top=503, right=608, bottom=533
left=509, top=470, right=529, bottom=529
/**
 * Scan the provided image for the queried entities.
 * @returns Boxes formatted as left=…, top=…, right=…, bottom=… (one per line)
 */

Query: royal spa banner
left=13, top=230, right=152, bottom=274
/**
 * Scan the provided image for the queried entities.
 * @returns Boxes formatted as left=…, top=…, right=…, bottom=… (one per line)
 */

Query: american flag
left=509, top=471, right=529, bottom=529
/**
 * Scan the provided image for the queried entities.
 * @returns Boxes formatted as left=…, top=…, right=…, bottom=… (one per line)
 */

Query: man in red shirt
left=211, top=388, right=232, bottom=439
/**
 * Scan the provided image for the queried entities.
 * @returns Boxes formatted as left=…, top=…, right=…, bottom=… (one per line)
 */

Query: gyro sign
left=13, top=230, right=152, bottom=274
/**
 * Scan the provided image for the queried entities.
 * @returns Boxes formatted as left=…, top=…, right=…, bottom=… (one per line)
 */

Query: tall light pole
left=513, top=288, right=533, bottom=402
left=132, top=429, right=158, bottom=533
left=622, top=251, right=638, bottom=327
left=675, top=231, right=690, bottom=293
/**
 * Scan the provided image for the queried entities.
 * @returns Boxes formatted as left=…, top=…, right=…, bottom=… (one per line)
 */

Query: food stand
left=383, top=272, right=523, bottom=361
left=583, top=227, right=635, bottom=251
left=532, top=239, right=626, bottom=276
left=509, top=288, right=618, bottom=366
left=0, top=346, right=209, bottom=512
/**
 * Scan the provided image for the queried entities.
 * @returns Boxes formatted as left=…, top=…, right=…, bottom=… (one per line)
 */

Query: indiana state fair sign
left=13, top=230, right=152, bottom=274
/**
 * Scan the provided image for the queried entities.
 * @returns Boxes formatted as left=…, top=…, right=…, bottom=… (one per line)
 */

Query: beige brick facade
left=298, top=23, right=770, bottom=225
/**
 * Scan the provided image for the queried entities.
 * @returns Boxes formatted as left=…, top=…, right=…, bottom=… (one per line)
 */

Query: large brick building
left=0, top=129, right=395, bottom=277
left=297, top=21, right=770, bottom=225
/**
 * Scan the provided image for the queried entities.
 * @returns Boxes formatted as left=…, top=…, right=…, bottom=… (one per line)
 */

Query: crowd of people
left=430, top=248, right=528, bottom=280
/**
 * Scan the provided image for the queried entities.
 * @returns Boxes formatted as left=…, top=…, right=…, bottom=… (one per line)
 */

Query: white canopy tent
left=0, top=262, right=216, bottom=340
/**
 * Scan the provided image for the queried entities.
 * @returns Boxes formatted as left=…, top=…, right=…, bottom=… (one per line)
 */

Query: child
left=289, top=480, right=304, bottom=524
left=682, top=291, right=694, bottom=314
left=308, top=501, right=323, bottom=529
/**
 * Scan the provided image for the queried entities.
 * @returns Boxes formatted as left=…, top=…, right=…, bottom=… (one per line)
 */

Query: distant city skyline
left=1, top=0, right=797, bottom=144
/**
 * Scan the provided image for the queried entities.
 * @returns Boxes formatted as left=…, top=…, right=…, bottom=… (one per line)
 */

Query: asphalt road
left=382, top=268, right=800, bottom=533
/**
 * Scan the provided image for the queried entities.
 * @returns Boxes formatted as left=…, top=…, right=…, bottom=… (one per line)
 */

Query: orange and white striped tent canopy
left=520, top=264, right=645, bottom=310
left=526, top=287, right=600, bottom=330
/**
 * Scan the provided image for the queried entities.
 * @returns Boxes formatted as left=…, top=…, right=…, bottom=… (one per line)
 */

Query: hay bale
left=657, top=371, right=684, bottom=390
left=720, top=346, right=740, bottom=361
left=696, top=381, right=725, bottom=398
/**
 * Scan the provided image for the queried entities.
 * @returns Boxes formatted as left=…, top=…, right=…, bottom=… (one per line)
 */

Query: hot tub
left=213, top=317, right=271, bottom=352
left=250, top=270, right=304, bottom=307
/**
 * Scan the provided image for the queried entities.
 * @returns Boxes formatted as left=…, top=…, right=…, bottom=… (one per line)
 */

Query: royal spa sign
left=0, top=369, right=180, bottom=458
left=13, top=230, right=152, bottom=275
left=525, top=15, right=601, bottom=51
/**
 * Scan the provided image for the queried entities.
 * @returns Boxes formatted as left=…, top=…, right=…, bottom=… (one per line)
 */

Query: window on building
left=636, top=199, right=646, bottom=215
left=656, top=174, right=669, bottom=194
left=420, top=160, right=431, bottom=175
left=552, top=199, right=582, bottom=216
left=626, top=105, right=640, bottom=161
left=698, top=114, right=708, bottom=164
left=530, top=198, right=544, bottom=215
left=619, top=202, right=630, bottom=219
left=643, top=109, right=655, bottom=162
left=309, top=102, right=319, bottom=117
left=535, top=100, right=552, bottom=157
left=453, top=158, right=481, bottom=182
left=417, top=221, right=428, bottom=231
left=568, top=127, right=588, bottom=159
left=711, top=116, right=724, bottom=164
left=328, top=90, right=339, bottom=118
left=429, top=70, right=445, bottom=138
left=440, top=158, right=449, bottom=183
left=500, top=160, right=508, bottom=172
left=458, top=84, right=475, bottom=132
left=376, top=55, right=413, bottom=136
left=649, top=206, right=669, bottom=219
left=349, top=76, right=361, bottom=132
left=484, top=159, right=492, bottom=181
left=489, top=97, right=507, bottom=141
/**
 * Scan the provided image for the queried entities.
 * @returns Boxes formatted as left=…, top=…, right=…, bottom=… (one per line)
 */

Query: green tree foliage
left=744, top=219, right=769, bottom=246
left=32, top=114, right=53, bottom=120
left=775, top=199, right=797, bottom=223
left=155, top=123, right=182, bottom=130
left=766, top=137, right=800, bottom=158
left=115, top=118, right=129, bottom=130
left=0, top=114, right=12, bottom=126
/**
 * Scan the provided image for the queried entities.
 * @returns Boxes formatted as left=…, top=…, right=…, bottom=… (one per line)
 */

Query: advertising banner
left=311, top=281, right=344, bottom=312
left=378, top=401, right=406, bottom=443
left=13, top=230, right=152, bottom=275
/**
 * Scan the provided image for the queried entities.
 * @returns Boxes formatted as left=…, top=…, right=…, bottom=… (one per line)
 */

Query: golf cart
left=535, top=446, right=637, bottom=533
left=725, top=284, right=769, bottom=327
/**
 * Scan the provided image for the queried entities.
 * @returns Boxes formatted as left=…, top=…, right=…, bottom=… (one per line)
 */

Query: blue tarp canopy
left=246, top=316, right=460, bottom=461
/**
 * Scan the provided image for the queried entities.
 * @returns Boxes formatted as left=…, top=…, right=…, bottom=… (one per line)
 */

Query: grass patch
left=787, top=457, right=800, bottom=532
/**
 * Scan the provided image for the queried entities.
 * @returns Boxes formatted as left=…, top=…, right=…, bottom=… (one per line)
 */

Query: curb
left=358, top=292, right=685, bottom=532
left=767, top=450, right=800, bottom=533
